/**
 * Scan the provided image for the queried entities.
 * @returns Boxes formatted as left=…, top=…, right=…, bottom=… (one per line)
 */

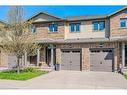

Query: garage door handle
left=70, top=61, right=72, bottom=63
left=100, top=61, right=102, bottom=64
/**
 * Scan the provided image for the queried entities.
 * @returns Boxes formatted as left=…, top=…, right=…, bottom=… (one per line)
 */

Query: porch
left=26, top=44, right=56, bottom=71
left=121, top=42, right=127, bottom=72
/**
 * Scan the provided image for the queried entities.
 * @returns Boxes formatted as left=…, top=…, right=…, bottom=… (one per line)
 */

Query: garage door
left=90, top=49, right=114, bottom=72
left=61, top=49, right=81, bottom=71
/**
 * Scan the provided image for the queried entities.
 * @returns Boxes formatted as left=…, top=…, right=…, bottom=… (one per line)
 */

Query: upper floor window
left=30, top=25, right=36, bottom=33
left=120, top=19, right=127, bottom=28
left=70, top=23, right=81, bottom=32
left=93, top=21, right=105, bottom=31
left=49, top=24, right=58, bottom=32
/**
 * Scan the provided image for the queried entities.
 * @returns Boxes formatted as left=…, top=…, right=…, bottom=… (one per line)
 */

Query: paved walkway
left=0, top=71, right=127, bottom=89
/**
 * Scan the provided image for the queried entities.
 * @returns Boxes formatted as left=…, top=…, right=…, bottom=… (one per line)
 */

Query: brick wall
left=56, top=42, right=120, bottom=71
left=56, top=48, right=61, bottom=64
left=110, top=9, right=127, bottom=37
left=34, top=22, right=65, bottom=40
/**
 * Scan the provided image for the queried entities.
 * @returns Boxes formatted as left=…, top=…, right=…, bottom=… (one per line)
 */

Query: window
left=76, top=23, right=80, bottom=31
left=30, top=25, right=36, bottom=33
left=93, top=21, right=105, bottom=31
left=54, top=24, right=58, bottom=32
left=99, top=21, right=105, bottom=30
left=70, top=23, right=81, bottom=32
left=93, top=22, right=99, bottom=31
left=120, top=19, right=126, bottom=28
left=49, top=24, right=58, bottom=32
left=49, top=24, right=54, bottom=32
left=70, top=23, right=75, bottom=32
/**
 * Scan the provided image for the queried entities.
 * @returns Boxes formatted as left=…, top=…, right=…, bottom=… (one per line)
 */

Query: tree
left=0, top=6, right=40, bottom=74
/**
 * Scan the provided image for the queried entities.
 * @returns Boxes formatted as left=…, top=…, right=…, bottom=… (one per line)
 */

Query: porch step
left=39, top=62, right=49, bottom=67
left=40, top=66, right=54, bottom=71
left=0, top=66, right=9, bottom=71
left=122, top=68, right=127, bottom=73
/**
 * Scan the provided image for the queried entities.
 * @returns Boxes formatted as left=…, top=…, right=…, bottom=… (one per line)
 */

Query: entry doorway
left=45, top=47, right=56, bottom=66
left=125, top=45, right=127, bottom=67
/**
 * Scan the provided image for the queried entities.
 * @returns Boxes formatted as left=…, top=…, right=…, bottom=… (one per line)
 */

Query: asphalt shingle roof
left=66, top=15, right=108, bottom=21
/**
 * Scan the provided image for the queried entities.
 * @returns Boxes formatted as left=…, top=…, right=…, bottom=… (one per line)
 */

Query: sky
left=0, top=6, right=125, bottom=21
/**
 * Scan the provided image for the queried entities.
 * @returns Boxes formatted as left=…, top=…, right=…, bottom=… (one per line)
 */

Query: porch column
left=122, top=42, right=125, bottom=68
left=50, top=47, right=54, bottom=68
left=24, top=52, right=27, bottom=66
left=37, top=49, right=40, bottom=66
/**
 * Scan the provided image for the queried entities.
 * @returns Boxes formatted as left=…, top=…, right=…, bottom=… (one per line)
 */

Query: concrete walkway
left=0, top=71, right=127, bottom=89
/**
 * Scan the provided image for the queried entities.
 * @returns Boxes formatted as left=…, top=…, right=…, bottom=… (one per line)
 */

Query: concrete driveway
left=0, top=71, right=127, bottom=89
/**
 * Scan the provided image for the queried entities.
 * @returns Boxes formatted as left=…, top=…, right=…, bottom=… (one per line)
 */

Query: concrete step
left=0, top=66, right=9, bottom=71
left=122, top=68, right=127, bottom=73
left=40, top=66, right=54, bottom=71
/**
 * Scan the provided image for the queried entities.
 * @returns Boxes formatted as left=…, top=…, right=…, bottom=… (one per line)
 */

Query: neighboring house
left=1, top=7, right=127, bottom=72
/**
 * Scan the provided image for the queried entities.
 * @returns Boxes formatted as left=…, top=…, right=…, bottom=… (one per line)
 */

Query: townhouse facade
left=1, top=7, right=127, bottom=72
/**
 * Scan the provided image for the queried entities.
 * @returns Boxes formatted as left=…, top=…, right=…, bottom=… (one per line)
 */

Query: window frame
left=75, top=23, right=81, bottom=32
left=53, top=24, right=58, bottom=32
left=99, top=21, right=105, bottom=30
left=30, top=24, right=36, bottom=33
left=93, top=21, right=99, bottom=31
left=120, top=18, right=127, bottom=28
left=49, top=23, right=58, bottom=33
left=92, top=21, right=105, bottom=32
left=70, top=22, right=81, bottom=33
left=49, top=24, right=54, bottom=32
left=70, top=23, right=75, bottom=32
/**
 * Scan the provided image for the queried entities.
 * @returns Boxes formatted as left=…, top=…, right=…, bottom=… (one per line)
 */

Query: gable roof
left=27, top=6, right=127, bottom=22
left=27, top=11, right=64, bottom=21
left=108, top=6, right=127, bottom=17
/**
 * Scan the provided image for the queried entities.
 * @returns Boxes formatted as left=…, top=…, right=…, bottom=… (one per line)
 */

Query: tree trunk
left=17, top=57, right=20, bottom=74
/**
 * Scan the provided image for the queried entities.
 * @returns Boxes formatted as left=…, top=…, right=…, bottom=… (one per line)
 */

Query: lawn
left=124, top=73, right=127, bottom=80
left=0, top=67, right=48, bottom=80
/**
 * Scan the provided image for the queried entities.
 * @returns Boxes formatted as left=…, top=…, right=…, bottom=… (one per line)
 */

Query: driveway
left=0, top=71, right=127, bottom=89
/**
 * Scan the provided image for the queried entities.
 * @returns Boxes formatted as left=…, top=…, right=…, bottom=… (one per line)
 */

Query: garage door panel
left=90, top=49, right=114, bottom=72
left=61, top=51, right=70, bottom=70
left=70, top=66, right=80, bottom=70
left=61, top=65, right=68, bottom=70
left=61, top=49, right=81, bottom=71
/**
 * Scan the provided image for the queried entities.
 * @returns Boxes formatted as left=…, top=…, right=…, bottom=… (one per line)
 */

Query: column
left=122, top=42, right=125, bottom=68
left=50, top=47, right=54, bottom=68
left=24, top=52, right=27, bottom=66
left=37, top=49, right=40, bottom=66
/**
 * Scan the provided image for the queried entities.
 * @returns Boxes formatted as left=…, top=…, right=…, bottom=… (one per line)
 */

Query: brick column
left=82, top=48, right=90, bottom=71
left=56, top=48, right=61, bottom=69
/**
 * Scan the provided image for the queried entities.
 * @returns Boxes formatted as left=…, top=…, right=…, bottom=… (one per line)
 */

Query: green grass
left=0, top=69, right=48, bottom=81
left=124, top=73, right=127, bottom=80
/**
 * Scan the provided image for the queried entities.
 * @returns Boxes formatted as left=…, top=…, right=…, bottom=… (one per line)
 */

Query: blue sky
left=0, top=6, right=125, bottom=21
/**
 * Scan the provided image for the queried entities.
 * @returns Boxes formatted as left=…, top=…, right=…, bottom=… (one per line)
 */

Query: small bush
left=23, top=67, right=37, bottom=72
